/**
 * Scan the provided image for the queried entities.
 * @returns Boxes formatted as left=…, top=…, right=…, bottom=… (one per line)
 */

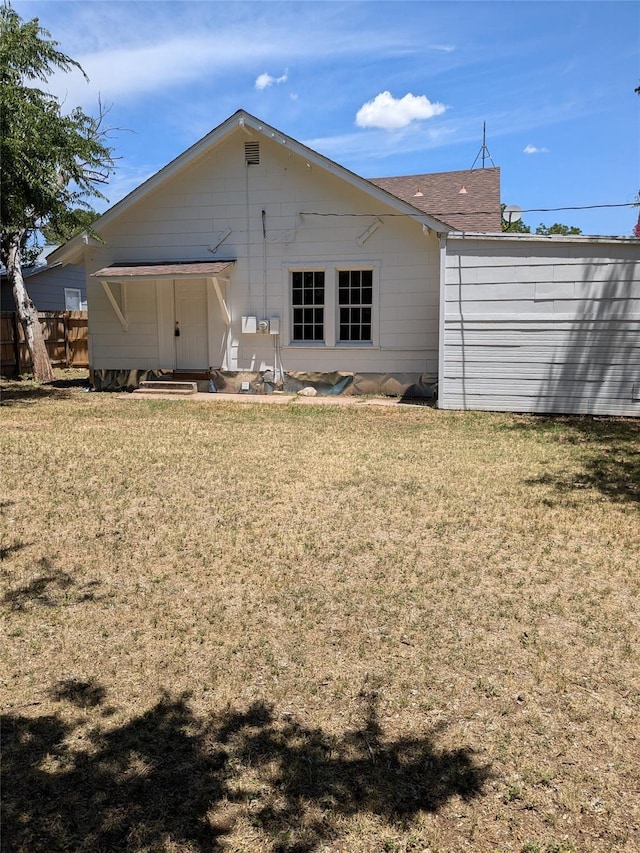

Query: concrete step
left=135, top=380, right=198, bottom=395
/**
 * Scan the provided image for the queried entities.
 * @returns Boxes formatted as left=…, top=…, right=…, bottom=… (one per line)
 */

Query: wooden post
left=64, top=312, right=71, bottom=367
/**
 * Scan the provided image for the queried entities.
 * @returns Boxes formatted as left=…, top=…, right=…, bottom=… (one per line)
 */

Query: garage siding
left=440, top=236, right=640, bottom=416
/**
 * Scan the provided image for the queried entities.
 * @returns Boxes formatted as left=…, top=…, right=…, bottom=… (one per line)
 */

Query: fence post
left=64, top=312, right=71, bottom=367
left=12, top=311, right=20, bottom=376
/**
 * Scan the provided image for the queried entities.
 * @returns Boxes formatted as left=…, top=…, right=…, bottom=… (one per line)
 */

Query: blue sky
left=14, top=0, right=640, bottom=235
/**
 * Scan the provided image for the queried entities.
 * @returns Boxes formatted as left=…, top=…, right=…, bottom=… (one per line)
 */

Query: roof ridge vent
left=245, top=141, right=260, bottom=166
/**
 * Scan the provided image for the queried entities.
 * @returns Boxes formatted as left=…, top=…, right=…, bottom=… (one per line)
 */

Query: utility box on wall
left=269, top=317, right=280, bottom=335
left=241, top=316, right=257, bottom=334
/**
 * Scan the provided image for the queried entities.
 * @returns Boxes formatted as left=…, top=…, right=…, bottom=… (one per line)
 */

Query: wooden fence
left=1, top=311, right=89, bottom=376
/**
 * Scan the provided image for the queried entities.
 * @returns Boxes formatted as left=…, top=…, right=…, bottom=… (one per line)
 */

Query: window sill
left=284, top=342, right=379, bottom=350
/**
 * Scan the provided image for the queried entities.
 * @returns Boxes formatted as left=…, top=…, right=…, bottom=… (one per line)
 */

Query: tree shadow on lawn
left=0, top=376, right=90, bottom=405
left=2, top=687, right=492, bottom=852
left=0, top=539, right=30, bottom=561
left=3, top=557, right=103, bottom=610
left=509, top=415, right=640, bottom=504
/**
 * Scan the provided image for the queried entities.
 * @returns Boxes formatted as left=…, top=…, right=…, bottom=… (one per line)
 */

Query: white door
left=174, top=280, right=208, bottom=370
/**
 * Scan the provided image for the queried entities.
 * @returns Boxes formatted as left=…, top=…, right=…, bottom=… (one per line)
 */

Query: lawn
left=1, top=377, right=639, bottom=853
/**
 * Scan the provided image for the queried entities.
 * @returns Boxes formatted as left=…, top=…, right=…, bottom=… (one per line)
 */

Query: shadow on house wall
left=516, top=258, right=640, bottom=503
left=541, top=258, right=639, bottom=417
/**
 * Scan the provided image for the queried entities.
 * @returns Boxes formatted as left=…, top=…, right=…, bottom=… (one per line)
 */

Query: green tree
left=41, top=208, right=100, bottom=246
left=0, top=4, right=114, bottom=380
left=535, top=222, right=582, bottom=235
left=501, top=206, right=582, bottom=236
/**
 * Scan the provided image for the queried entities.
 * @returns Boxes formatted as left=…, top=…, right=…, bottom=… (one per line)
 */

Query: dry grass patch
left=1, top=377, right=639, bottom=852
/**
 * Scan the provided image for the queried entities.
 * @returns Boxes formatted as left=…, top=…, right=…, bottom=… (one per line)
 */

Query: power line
left=516, top=202, right=636, bottom=213
left=299, top=201, right=638, bottom=219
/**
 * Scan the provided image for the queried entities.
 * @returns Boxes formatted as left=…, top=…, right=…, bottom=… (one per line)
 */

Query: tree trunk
left=2, top=233, right=54, bottom=381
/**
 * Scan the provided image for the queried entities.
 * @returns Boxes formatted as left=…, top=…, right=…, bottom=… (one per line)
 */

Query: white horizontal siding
left=441, top=237, right=640, bottom=416
left=442, top=390, right=639, bottom=417
left=87, top=128, right=439, bottom=376
left=88, top=279, right=160, bottom=369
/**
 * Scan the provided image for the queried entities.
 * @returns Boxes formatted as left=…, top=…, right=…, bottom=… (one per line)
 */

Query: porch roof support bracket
left=211, top=276, right=231, bottom=326
left=101, top=279, right=128, bottom=331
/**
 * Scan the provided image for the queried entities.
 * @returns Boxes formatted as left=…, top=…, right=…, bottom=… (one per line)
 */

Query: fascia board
left=446, top=232, right=640, bottom=245
left=47, top=238, right=86, bottom=266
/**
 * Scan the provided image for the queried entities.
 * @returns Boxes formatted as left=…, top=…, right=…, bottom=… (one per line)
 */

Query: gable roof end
left=49, top=110, right=451, bottom=266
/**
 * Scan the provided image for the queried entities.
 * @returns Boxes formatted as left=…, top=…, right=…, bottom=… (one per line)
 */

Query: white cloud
left=46, top=36, right=245, bottom=108
left=355, top=91, right=447, bottom=130
left=523, top=144, right=549, bottom=154
left=255, top=69, right=289, bottom=91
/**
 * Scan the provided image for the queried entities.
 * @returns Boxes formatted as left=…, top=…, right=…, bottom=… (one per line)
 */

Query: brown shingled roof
left=92, top=261, right=235, bottom=279
left=369, top=167, right=501, bottom=232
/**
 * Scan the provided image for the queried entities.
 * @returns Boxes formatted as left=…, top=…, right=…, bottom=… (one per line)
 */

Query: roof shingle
left=369, top=167, right=501, bottom=232
left=92, top=261, right=235, bottom=279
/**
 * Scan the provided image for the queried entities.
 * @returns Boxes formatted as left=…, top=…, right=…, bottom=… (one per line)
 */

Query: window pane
left=65, top=289, right=82, bottom=311
left=337, top=269, right=372, bottom=342
left=291, top=271, right=324, bottom=341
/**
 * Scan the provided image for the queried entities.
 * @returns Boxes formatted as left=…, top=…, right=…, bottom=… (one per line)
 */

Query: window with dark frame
left=338, top=270, right=372, bottom=342
left=291, top=270, right=325, bottom=342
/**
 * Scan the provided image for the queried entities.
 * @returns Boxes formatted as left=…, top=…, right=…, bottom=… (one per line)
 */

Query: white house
left=49, top=110, right=640, bottom=414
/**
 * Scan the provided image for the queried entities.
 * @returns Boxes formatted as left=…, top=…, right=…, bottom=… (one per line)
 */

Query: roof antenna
left=470, top=122, right=495, bottom=169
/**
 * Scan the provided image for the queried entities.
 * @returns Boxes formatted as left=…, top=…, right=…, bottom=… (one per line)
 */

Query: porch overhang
left=92, top=261, right=235, bottom=332
left=91, top=260, right=235, bottom=281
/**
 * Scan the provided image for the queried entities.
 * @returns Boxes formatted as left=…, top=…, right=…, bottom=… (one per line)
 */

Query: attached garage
left=439, top=234, right=640, bottom=416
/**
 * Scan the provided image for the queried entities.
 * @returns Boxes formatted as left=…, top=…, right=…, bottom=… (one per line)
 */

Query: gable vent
left=245, top=141, right=260, bottom=166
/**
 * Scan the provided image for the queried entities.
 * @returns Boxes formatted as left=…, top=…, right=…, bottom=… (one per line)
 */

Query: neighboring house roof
left=369, top=167, right=501, bottom=232
left=50, top=110, right=452, bottom=267
left=0, top=244, right=60, bottom=280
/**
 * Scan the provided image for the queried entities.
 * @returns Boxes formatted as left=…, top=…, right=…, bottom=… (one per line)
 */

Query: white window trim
left=283, top=261, right=380, bottom=348
left=333, top=262, right=380, bottom=348
left=284, top=263, right=327, bottom=347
